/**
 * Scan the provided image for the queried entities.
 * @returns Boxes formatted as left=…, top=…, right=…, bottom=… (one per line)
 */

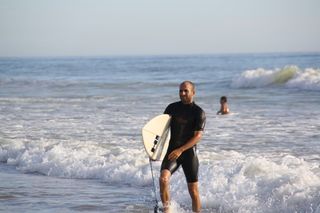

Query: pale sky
left=0, top=0, right=319, bottom=57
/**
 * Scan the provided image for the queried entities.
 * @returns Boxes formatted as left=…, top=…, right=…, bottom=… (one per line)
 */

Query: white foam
left=286, top=68, right=320, bottom=90
left=0, top=139, right=152, bottom=186
left=198, top=151, right=320, bottom=212
left=1, top=139, right=320, bottom=212
left=231, top=66, right=320, bottom=91
left=231, top=68, right=278, bottom=88
left=140, top=150, right=320, bottom=212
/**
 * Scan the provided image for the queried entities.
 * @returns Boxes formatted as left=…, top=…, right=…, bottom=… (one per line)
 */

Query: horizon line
left=1, top=51, right=320, bottom=59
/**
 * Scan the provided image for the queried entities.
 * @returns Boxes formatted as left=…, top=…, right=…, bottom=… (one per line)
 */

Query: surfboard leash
left=149, top=158, right=160, bottom=213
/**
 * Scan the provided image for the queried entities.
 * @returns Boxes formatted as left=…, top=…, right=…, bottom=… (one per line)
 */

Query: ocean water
left=0, top=53, right=320, bottom=213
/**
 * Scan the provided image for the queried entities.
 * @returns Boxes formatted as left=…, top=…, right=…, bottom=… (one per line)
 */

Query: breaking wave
left=1, top=141, right=320, bottom=212
left=231, top=66, right=320, bottom=91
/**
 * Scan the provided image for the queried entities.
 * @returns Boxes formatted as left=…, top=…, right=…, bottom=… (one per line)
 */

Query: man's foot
left=162, top=202, right=170, bottom=213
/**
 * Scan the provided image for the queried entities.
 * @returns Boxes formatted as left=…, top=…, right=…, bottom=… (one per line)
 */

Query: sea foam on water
left=197, top=152, right=320, bottom=212
left=2, top=140, right=320, bottom=212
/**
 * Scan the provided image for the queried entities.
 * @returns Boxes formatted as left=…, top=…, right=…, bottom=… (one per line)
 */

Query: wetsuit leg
left=181, top=148, right=199, bottom=183
left=160, top=154, right=181, bottom=175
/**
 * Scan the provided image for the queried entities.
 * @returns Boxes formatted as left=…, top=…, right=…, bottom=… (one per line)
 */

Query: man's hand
left=168, top=148, right=183, bottom=161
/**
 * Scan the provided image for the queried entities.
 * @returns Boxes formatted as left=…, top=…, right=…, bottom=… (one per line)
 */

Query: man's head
left=179, top=81, right=195, bottom=104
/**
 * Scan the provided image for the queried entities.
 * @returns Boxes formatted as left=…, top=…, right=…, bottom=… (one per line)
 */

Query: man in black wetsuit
left=159, top=81, right=206, bottom=213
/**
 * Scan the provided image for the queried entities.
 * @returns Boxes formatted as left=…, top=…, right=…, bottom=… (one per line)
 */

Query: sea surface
left=0, top=53, right=320, bottom=212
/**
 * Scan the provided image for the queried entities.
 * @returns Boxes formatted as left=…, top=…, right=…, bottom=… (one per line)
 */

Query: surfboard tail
left=142, top=114, right=171, bottom=161
left=151, top=127, right=170, bottom=160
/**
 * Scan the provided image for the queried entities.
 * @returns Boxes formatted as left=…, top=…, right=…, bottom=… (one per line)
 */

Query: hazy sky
left=1, top=0, right=319, bottom=57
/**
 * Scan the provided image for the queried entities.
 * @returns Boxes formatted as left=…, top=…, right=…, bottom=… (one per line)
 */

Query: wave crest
left=231, top=66, right=320, bottom=91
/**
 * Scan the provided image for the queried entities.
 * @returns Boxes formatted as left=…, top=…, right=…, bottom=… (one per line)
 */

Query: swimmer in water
left=217, top=96, right=229, bottom=115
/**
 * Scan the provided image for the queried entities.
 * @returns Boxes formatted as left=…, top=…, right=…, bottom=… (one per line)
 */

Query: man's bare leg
left=159, top=169, right=171, bottom=212
left=188, top=182, right=201, bottom=212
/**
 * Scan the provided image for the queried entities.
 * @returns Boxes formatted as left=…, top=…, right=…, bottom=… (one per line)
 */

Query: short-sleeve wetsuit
left=161, top=101, right=206, bottom=183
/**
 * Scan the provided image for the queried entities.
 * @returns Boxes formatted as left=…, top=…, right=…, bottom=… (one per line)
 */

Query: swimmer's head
left=220, top=96, right=227, bottom=103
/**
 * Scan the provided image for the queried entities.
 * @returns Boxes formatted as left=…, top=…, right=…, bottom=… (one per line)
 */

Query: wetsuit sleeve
left=195, top=109, right=206, bottom=131
left=164, top=104, right=172, bottom=115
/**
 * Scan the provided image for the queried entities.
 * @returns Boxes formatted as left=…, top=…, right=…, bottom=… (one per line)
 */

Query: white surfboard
left=142, top=114, right=171, bottom=161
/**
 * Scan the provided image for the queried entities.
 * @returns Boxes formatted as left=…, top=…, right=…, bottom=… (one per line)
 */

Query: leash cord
left=149, top=158, right=159, bottom=212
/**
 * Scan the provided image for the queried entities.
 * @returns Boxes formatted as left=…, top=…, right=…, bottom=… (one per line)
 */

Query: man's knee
left=188, top=182, right=199, bottom=198
left=159, top=176, right=169, bottom=184
left=159, top=170, right=171, bottom=185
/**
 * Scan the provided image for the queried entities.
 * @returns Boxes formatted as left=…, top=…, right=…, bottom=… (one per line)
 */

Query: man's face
left=179, top=83, right=195, bottom=104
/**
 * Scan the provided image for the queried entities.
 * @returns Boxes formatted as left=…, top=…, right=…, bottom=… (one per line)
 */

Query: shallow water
left=0, top=164, right=151, bottom=213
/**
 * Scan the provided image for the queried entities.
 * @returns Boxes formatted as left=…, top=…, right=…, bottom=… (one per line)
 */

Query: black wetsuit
left=161, top=101, right=206, bottom=183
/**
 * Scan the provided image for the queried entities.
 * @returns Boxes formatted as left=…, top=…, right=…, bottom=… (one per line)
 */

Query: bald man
left=159, top=81, right=206, bottom=213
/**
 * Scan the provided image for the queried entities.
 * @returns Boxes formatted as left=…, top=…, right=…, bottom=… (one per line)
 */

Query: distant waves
left=231, top=65, right=320, bottom=91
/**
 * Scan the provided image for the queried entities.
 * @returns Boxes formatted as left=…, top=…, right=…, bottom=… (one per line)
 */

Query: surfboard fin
left=151, top=135, right=160, bottom=153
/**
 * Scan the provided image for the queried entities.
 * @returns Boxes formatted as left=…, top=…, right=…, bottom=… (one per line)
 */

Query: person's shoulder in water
left=217, top=96, right=229, bottom=115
